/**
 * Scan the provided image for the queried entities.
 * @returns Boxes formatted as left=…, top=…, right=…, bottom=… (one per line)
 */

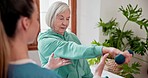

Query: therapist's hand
left=45, top=53, right=71, bottom=70
left=95, top=53, right=109, bottom=76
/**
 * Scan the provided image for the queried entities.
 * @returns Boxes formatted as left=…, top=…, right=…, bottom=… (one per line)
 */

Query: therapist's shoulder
left=28, top=63, right=61, bottom=78
left=32, top=63, right=61, bottom=78
left=8, top=63, right=61, bottom=78
left=39, top=68, right=61, bottom=78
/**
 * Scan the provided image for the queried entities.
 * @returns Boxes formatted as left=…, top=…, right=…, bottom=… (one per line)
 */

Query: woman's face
left=53, top=9, right=70, bottom=35
left=27, top=3, right=39, bottom=44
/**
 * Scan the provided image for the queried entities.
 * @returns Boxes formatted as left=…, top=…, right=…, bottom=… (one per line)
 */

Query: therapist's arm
left=94, top=53, right=109, bottom=76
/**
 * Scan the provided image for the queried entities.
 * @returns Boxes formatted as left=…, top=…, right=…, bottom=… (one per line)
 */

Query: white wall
left=77, top=0, right=148, bottom=78
left=28, top=50, right=41, bottom=66
left=77, top=0, right=101, bottom=45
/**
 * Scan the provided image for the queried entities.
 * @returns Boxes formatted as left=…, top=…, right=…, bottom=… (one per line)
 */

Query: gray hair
left=46, top=1, right=70, bottom=28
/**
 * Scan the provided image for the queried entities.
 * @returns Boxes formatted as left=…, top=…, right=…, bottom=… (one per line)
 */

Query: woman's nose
left=62, top=20, right=69, bottom=26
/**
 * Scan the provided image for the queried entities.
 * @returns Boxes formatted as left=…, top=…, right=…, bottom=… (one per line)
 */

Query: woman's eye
left=59, top=18, right=64, bottom=20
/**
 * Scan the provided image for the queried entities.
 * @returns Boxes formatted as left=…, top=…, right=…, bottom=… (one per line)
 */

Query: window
left=28, top=0, right=77, bottom=50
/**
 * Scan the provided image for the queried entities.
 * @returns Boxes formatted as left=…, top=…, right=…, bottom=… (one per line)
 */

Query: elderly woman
left=38, top=1, right=132, bottom=78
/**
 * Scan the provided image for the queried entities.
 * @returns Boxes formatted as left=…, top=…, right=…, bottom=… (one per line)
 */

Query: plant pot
left=104, top=58, right=122, bottom=74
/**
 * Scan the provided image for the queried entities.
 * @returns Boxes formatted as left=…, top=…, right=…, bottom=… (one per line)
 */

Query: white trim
left=10, top=59, right=36, bottom=65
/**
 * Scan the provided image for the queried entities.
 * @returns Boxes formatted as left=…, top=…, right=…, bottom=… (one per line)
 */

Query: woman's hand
left=45, top=53, right=71, bottom=70
left=102, top=47, right=132, bottom=64
left=121, top=50, right=133, bottom=63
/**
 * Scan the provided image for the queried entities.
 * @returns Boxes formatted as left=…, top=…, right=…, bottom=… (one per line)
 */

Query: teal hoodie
left=37, top=29, right=103, bottom=78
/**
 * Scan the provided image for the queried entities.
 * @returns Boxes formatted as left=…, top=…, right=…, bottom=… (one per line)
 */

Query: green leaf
left=98, top=18, right=119, bottom=35
left=91, top=40, right=101, bottom=46
left=119, top=62, right=141, bottom=78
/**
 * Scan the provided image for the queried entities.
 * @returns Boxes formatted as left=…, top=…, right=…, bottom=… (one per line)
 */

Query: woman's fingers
left=62, top=59, right=70, bottom=62
left=49, top=53, right=54, bottom=59
left=61, top=61, right=71, bottom=66
left=121, top=51, right=132, bottom=64
left=61, top=58, right=71, bottom=66
left=103, top=53, right=109, bottom=58
left=100, top=53, right=109, bottom=62
left=51, top=53, right=54, bottom=57
left=124, top=51, right=132, bottom=64
left=55, top=58, right=71, bottom=66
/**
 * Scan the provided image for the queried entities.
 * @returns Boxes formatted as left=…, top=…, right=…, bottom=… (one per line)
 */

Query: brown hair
left=0, top=16, right=10, bottom=78
left=0, top=0, right=34, bottom=37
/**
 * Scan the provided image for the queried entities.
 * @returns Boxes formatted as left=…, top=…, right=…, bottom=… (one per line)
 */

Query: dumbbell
left=115, top=49, right=133, bottom=64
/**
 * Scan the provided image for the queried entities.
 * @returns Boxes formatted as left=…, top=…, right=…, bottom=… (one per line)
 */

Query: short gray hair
left=46, top=1, right=70, bottom=28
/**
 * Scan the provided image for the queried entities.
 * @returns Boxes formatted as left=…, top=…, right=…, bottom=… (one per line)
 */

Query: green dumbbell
left=115, top=50, right=133, bottom=64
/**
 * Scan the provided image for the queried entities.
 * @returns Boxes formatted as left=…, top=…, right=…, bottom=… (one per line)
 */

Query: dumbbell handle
left=115, top=50, right=133, bottom=64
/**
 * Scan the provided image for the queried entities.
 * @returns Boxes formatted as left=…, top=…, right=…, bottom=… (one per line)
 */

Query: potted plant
left=88, top=4, right=148, bottom=78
